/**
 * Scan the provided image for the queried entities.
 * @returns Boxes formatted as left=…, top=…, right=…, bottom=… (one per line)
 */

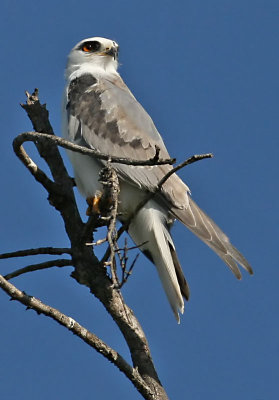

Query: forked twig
left=119, top=254, right=140, bottom=288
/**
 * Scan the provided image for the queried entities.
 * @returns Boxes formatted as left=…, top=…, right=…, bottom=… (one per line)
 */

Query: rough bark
left=1, top=89, right=169, bottom=400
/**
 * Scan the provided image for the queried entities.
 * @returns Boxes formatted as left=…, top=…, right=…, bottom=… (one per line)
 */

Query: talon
left=86, top=191, right=102, bottom=216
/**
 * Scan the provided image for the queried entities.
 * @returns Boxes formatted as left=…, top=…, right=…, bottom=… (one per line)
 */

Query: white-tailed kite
left=62, top=37, right=253, bottom=322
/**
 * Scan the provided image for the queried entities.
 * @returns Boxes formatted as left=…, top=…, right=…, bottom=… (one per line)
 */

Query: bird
left=62, top=36, right=253, bottom=322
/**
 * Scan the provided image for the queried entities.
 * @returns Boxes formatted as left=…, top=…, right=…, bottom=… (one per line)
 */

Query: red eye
left=82, top=45, right=91, bottom=52
left=81, top=41, right=101, bottom=53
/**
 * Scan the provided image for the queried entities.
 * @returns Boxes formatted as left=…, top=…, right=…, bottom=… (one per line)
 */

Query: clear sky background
left=0, top=1, right=278, bottom=399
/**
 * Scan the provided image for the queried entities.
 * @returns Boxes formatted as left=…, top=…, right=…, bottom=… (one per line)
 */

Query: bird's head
left=66, top=37, right=119, bottom=79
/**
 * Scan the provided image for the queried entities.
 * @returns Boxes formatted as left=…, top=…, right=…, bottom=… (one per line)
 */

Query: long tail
left=128, top=200, right=189, bottom=322
left=171, top=197, right=253, bottom=279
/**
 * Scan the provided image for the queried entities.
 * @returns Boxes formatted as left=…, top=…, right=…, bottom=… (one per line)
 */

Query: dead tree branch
left=14, top=131, right=176, bottom=167
left=99, top=162, right=121, bottom=287
left=1, top=89, right=213, bottom=399
left=0, top=247, right=72, bottom=259
left=0, top=274, right=152, bottom=399
left=0, top=89, right=170, bottom=400
left=4, top=259, right=73, bottom=281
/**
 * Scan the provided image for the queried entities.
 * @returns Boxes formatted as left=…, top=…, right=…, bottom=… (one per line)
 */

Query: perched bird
left=62, top=37, right=253, bottom=322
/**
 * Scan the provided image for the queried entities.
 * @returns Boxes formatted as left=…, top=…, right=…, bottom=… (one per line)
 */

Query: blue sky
left=0, top=0, right=278, bottom=399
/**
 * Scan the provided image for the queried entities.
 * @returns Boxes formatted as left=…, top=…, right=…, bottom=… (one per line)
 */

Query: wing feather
left=172, top=197, right=253, bottom=278
left=66, top=73, right=189, bottom=208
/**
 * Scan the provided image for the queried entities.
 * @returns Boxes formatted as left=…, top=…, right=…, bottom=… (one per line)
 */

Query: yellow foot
left=86, top=191, right=102, bottom=216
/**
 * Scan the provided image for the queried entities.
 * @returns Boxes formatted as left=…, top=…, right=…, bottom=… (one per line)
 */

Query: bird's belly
left=68, top=151, right=102, bottom=198
left=118, top=182, right=148, bottom=221
left=67, top=151, right=152, bottom=221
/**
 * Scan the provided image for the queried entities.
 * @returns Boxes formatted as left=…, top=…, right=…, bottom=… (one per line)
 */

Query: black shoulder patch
left=66, top=73, right=144, bottom=151
left=67, top=74, right=97, bottom=109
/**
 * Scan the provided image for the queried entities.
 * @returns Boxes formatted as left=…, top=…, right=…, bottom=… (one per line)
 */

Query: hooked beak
left=102, top=46, right=118, bottom=60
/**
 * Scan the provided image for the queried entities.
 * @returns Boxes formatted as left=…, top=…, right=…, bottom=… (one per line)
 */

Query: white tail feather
left=128, top=200, right=184, bottom=322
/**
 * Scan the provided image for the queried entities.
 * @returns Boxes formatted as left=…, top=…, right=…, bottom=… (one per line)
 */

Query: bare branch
left=21, top=89, right=54, bottom=134
left=0, top=247, right=72, bottom=260
left=158, top=153, right=213, bottom=189
left=100, top=164, right=121, bottom=287
left=17, top=91, right=86, bottom=249
left=86, top=238, right=108, bottom=247
left=0, top=274, right=153, bottom=399
left=113, top=238, right=146, bottom=288
left=15, top=131, right=175, bottom=167
left=4, top=259, right=73, bottom=280
left=117, top=242, right=148, bottom=252
left=13, top=137, right=56, bottom=192
left=119, top=253, right=140, bottom=289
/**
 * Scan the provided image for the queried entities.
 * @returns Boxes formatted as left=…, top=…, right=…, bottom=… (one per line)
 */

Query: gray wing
left=66, top=73, right=189, bottom=208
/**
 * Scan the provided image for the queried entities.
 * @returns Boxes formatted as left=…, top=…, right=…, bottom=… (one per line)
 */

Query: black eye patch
left=80, top=41, right=101, bottom=53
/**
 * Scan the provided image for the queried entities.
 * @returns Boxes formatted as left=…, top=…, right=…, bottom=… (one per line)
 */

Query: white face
left=66, top=37, right=119, bottom=76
